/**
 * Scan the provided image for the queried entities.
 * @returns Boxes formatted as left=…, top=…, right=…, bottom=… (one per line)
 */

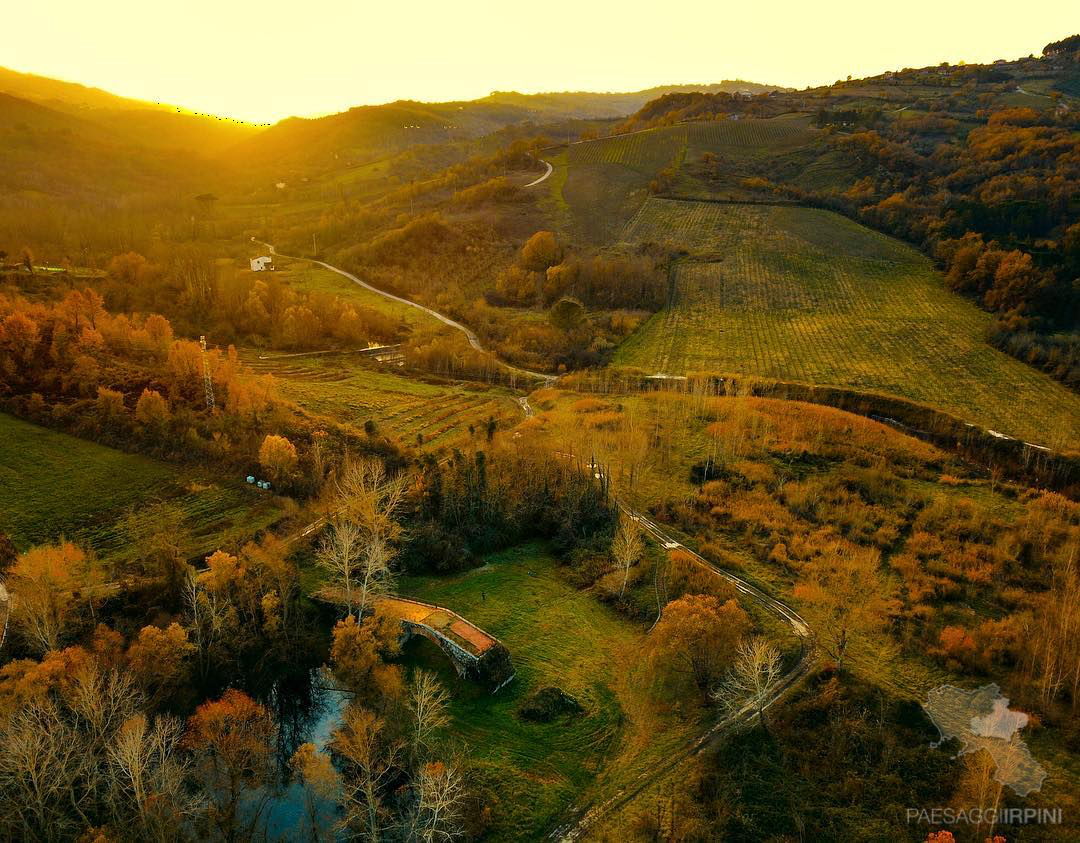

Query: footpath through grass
left=398, top=543, right=703, bottom=841
left=614, top=199, right=1080, bottom=449
left=0, top=413, right=281, bottom=562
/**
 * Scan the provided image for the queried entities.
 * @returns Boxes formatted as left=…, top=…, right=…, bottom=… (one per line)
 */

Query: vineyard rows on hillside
left=568, top=125, right=688, bottom=171
left=615, top=200, right=1080, bottom=449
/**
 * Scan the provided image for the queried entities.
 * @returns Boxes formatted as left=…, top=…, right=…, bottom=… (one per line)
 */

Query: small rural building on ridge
left=250, top=256, right=274, bottom=272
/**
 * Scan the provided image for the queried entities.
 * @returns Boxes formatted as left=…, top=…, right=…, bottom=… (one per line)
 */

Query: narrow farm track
left=548, top=503, right=816, bottom=841
left=525, top=158, right=553, bottom=187
left=543, top=441, right=816, bottom=840
left=255, top=241, right=554, bottom=384
left=0, top=582, right=9, bottom=649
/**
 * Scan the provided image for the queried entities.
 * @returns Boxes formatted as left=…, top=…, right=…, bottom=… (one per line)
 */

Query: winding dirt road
left=256, top=241, right=553, bottom=384
left=524, top=158, right=553, bottom=187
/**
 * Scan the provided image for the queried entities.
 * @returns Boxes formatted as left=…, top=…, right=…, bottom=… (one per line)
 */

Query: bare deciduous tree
left=611, top=515, right=644, bottom=598
left=714, top=636, right=783, bottom=728
left=407, top=758, right=467, bottom=843
left=183, top=570, right=231, bottom=679
left=332, top=705, right=403, bottom=843
left=410, top=670, right=450, bottom=759
left=0, top=701, right=89, bottom=839
left=109, top=712, right=197, bottom=841
left=330, top=458, right=408, bottom=617
left=316, top=519, right=364, bottom=616
left=336, top=458, right=408, bottom=550
left=1025, top=544, right=1080, bottom=707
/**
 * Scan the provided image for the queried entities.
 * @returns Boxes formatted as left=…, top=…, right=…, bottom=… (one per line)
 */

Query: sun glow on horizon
left=5, top=1, right=1077, bottom=124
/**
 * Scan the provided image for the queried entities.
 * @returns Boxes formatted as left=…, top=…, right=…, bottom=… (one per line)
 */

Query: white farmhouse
left=250, top=256, right=274, bottom=272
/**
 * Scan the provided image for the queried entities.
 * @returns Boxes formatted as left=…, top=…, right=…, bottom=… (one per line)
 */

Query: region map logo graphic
left=923, top=683, right=1046, bottom=796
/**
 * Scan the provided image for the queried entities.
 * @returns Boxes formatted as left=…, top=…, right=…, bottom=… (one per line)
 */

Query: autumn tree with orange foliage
left=793, top=545, right=898, bottom=671
left=7, top=541, right=96, bottom=655
left=650, top=594, right=750, bottom=704
left=126, top=623, right=195, bottom=708
left=330, top=612, right=405, bottom=710
left=259, top=434, right=298, bottom=486
left=184, top=689, right=276, bottom=842
left=134, top=388, right=170, bottom=437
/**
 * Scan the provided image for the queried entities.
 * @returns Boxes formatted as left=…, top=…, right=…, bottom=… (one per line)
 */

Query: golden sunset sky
left=6, top=1, right=1077, bottom=123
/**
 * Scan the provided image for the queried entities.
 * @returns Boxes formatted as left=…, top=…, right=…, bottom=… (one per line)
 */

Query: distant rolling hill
left=0, top=89, right=226, bottom=201
left=481, top=82, right=785, bottom=119
left=0, top=65, right=258, bottom=154
left=226, top=83, right=786, bottom=178
left=0, top=67, right=785, bottom=203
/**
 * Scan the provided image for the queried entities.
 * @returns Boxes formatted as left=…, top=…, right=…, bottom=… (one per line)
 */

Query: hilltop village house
left=250, top=255, right=274, bottom=272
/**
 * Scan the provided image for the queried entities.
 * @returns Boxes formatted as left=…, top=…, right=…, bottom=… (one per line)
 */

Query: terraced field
left=242, top=352, right=521, bottom=447
left=0, top=413, right=282, bottom=561
left=615, top=199, right=1080, bottom=449
left=398, top=544, right=703, bottom=842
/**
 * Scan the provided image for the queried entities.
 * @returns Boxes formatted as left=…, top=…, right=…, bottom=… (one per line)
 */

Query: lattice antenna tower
left=199, top=335, right=215, bottom=412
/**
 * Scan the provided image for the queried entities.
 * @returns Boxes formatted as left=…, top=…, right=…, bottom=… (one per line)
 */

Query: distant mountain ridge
left=226, top=82, right=786, bottom=174
left=0, top=67, right=784, bottom=198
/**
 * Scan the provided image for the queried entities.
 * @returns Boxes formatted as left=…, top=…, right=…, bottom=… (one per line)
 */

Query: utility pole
left=199, top=336, right=215, bottom=412
left=312, top=232, right=317, bottom=257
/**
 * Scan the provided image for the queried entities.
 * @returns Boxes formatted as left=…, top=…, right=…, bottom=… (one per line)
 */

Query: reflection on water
left=247, top=666, right=349, bottom=841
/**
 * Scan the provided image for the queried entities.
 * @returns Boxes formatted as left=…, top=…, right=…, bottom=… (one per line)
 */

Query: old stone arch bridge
left=375, top=596, right=515, bottom=692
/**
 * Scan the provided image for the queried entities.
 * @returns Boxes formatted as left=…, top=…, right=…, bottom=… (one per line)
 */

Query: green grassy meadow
left=0, top=413, right=282, bottom=561
left=242, top=352, right=522, bottom=448
left=613, top=199, right=1080, bottom=449
left=398, top=543, right=705, bottom=841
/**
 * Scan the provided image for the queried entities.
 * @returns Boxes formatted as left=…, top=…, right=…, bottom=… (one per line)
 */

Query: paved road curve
left=524, top=158, right=553, bottom=187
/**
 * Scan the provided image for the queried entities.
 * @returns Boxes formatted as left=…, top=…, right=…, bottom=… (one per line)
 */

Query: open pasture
left=0, top=413, right=280, bottom=561
left=398, top=543, right=704, bottom=841
left=614, top=199, right=1080, bottom=449
left=242, top=352, right=522, bottom=447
